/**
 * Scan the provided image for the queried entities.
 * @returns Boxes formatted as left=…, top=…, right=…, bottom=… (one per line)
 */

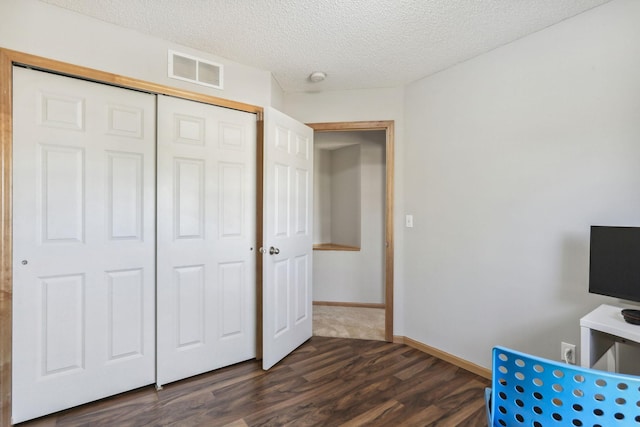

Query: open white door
left=262, top=108, right=314, bottom=370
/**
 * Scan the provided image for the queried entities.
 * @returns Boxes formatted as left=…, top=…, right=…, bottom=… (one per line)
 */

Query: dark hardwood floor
left=19, top=337, right=490, bottom=427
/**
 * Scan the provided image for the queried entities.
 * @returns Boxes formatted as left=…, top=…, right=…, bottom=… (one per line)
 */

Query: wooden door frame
left=0, top=48, right=263, bottom=426
left=307, top=121, right=395, bottom=342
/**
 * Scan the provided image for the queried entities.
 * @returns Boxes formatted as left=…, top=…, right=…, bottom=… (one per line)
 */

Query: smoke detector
left=309, top=71, right=327, bottom=83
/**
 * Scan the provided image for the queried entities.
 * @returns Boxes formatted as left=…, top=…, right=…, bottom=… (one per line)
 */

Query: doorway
left=307, top=121, right=394, bottom=342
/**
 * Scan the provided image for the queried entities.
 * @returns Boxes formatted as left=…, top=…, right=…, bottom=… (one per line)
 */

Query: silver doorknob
left=269, top=246, right=280, bottom=255
left=21, top=260, right=28, bottom=265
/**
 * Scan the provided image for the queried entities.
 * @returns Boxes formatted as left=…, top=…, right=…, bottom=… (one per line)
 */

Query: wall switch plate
left=405, top=214, right=413, bottom=228
left=561, top=342, right=576, bottom=364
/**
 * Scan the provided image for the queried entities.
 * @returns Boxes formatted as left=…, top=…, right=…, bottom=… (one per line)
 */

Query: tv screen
left=589, top=226, right=640, bottom=303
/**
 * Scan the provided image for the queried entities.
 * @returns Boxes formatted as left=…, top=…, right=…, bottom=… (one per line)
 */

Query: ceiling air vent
left=168, top=50, right=223, bottom=89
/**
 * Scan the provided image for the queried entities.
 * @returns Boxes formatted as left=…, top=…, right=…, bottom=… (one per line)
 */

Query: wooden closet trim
left=307, top=120, right=395, bottom=342
left=0, top=48, right=264, bottom=427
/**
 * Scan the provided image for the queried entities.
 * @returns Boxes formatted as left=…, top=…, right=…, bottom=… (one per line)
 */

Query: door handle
left=269, top=246, right=280, bottom=255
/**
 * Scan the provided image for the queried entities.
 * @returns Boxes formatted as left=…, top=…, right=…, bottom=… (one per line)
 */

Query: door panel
left=175, top=158, right=205, bottom=238
left=106, top=268, right=144, bottom=360
left=156, top=95, right=256, bottom=386
left=175, top=265, right=206, bottom=348
left=263, top=108, right=313, bottom=370
left=107, top=152, right=144, bottom=240
left=12, top=67, right=156, bottom=423
left=41, top=273, right=85, bottom=375
left=40, top=145, right=84, bottom=242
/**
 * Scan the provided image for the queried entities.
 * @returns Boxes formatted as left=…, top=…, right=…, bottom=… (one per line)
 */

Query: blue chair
left=486, top=346, right=640, bottom=426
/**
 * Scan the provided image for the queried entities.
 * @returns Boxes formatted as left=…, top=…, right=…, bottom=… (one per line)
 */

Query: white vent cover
left=168, top=50, right=223, bottom=89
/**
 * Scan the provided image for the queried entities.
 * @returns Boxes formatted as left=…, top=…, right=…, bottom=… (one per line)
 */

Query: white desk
left=580, top=304, right=640, bottom=370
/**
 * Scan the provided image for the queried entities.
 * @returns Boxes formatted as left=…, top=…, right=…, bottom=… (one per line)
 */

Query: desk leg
left=580, top=326, right=592, bottom=368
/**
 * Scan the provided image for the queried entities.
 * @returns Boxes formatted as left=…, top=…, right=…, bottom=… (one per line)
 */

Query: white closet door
left=262, top=108, right=313, bottom=370
left=12, top=67, right=156, bottom=423
left=156, top=95, right=256, bottom=386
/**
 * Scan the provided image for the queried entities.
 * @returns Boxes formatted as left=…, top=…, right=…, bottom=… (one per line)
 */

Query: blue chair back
left=487, top=346, right=640, bottom=426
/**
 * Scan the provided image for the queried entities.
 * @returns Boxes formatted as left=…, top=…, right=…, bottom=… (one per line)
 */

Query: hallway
left=312, top=305, right=385, bottom=341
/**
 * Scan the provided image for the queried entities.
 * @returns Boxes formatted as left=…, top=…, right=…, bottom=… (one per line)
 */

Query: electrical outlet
left=561, top=342, right=576, bottom=364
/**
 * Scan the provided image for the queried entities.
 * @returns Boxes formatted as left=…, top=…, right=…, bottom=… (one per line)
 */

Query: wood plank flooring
left=19, top=337, right=490, bottom=427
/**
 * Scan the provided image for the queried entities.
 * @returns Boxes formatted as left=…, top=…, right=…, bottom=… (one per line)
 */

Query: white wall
left=270, top=75, right=285, bottom=110
left=0, top=0, right=273, bottom=107
left=403, top=0, right=640, bottom=369
left=314, top=149, right=333, bottom=244
left=284, top=88, right=405, bottom=331
left=313, top=133, right=386, bottom=303
left=330, top=144, right=361, bottom=247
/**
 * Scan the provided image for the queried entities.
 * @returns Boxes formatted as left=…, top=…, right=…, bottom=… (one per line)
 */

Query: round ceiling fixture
left=309, top=71, right=327, bottom=83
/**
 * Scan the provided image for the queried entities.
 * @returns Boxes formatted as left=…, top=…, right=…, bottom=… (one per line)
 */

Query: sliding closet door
left=12, top=67, right=156, bottom=423
left=156, top=95, right=256, bottom=386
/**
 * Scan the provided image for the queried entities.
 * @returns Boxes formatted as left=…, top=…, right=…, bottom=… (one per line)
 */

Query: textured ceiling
left=41, top=0, right=612, bottom=93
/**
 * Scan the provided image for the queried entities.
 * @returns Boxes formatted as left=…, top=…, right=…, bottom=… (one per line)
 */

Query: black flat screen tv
left=589, top=226, right=640, bottom=303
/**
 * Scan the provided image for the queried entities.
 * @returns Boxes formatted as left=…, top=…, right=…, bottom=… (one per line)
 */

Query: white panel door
left=156, top=95, right=256, bottom=386
left=263, top=108, right=313, bottom=370
left=12, top=67, right=156, bottom=423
